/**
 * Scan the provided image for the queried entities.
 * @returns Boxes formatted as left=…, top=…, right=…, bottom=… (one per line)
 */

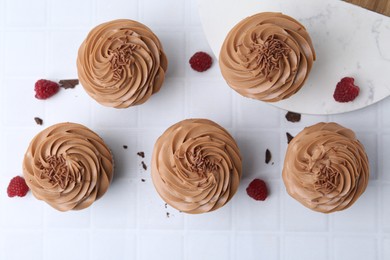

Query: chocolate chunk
left=34, top=117, right=43, bottom=125
left=285, top=111, right=301, bottom=122
left=123, top=145, right=128, bottom=149
left=265, top=149, right=272, bottom=164
left=137, top=152, right=145, bottom=158
left=59, top=79, right=79, bottom=89
left=286, top=132, right=294, bottom=144
left=141, top=161, right=147, bottom=170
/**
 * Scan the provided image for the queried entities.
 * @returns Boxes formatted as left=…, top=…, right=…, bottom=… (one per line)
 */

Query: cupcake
left=77, top=19, right=168, bottom=108
left=151, top=119, right=242, bottom=214
left=219, top=12, right=316, bottom=102
left=282, top=122, right=369, bottom=213
left=23, top=123, right=114, bottom=211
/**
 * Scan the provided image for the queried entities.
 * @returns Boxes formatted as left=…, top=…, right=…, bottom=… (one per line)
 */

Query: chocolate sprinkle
left=59, top=79, right=79, bottom=89
left=34, top=117, right=43, bottom=125
left=286, top=132, right=294, bottom=144
left=137, top=152, right=145, bottom=158
left=285, top=111, right=301, bottom=122
left=123, top=145, right=128, bottom=149
left=141, top=161, right=147, bottom=170
left=265, top=149, right=272, bottom=164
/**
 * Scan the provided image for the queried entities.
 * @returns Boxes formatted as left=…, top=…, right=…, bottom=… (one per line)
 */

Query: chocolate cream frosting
left=151, top=119, right=242, bottom=214
left=219, top=12, right=316, bottom=102
left=282, top=122, right=369, bottom=213
left=77, top=19, right=168, bottom=108
left=23, top=123, right=114, bottom=211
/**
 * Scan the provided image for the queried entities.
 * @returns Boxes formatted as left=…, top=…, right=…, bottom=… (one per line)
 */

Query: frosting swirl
left=23, top=123, right=114, bottom=211
left=77, top=19, right=168, bottom=108
left=282, top=122, right=369, bottom=213
left=151, top=119, right=242, bottom=214
left=219, top=12, right=316, bottom=102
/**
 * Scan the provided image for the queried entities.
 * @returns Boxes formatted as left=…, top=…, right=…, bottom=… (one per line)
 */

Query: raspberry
left=246, top=179, right=268, bottom=201
left=34, top=79, right=60, bottom=100
left=189, top=51, right=213, bottom=72
left=333, top=77, right=360, bottom=102
left=7, top=176, right=29, bottom=197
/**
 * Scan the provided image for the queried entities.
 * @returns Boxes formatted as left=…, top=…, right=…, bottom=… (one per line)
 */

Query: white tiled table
left=0, top=0, right=389, bottom=259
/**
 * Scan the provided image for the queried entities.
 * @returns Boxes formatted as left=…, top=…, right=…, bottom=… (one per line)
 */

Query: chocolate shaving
left=59, top=79, right=79, bottom=89
left=285, top=111, right=301, bottom=123
left=286, top=132, right=294, bottom=144
left=34, top=117, right=43, bottom=125
left=137, top=152, right=145, bottom=158
left=265, top=149, right=272, bottom=164
left=141, top=161, right=147, bottom=170
left=123, top=145, right=128, bottom=149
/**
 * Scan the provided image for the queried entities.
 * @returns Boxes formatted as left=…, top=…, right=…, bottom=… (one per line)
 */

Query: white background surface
left=0, top=0, right=389, bottom=259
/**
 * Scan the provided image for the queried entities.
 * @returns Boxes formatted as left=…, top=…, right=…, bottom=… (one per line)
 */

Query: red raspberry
left=189, top=51, right=213, bottom=72
left=246, top=179, right=268, bottom=201
left=7, top=176, right=29, bottom=197
left=333, top=77, right=360, bottom=102
left=34, top=79, right=60, bottom=100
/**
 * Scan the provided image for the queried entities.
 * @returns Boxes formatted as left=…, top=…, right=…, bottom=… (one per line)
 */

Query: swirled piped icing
left=77, top=19, right=168, bottom=108
left=219, top=12, right=316, bottom=102
left=23, top=123, right=114, bottom=211
left=282, top=122, right=369, bottom=213
left=151, top=119, right=242, bottom=214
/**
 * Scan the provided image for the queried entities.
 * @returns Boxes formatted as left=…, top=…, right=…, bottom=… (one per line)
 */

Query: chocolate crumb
left=137, top=152, right=145, bottom=158
left=286, top=132, right=294, bottom=144
left=166, top=212, right=170, bottom=218
left=164, top=203, right=168, bottom=209
left=34, top=117, right=43, bottom=125
left=265, top=149, right=272, bottom=164
left=141, top=161, right=147, bottom=170
left=59, top=79, right=79, bottom=89
left=123, top=145, right=128, bottom=149
left=141, top=179, right=145, bottom=182
left=285, top=111, right=301, bottom=122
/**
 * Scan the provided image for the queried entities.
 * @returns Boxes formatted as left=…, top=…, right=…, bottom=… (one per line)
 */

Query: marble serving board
left=198, top=0, right=390, bottom=114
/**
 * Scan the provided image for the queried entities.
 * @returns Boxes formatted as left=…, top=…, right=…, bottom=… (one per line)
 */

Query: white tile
left=48, top=0, right=92, bottom=27
left=383, top=184, right=390, bottom=231
left=330, top=104, right=377, bottom=130
left=237, top=97, right=281, bottom=129
left=97, top=129, right=139, bottom=179
left=186, top=31, right=219, bottom=78
left=4, top=31, right=46, bottom=77
left=92, top=179, right=137, bottom=229
left=3, top=230, right=43, bottom=260
left=283, top=193, right=328, bottom=232
left=96, top=0, right=138, bottom=23
left=188, top=79, right=233, bottom=128
left=45, top=229, right=89, bottom=260
left=45, top=207, right=90, bottom=228
left=92, top=105, right=138, bottom=128
left=91, top=230, right=136, bottom=260
left=140, top=0, right=184, bottom=26
left=157, top=31, right=185, bottom=78
left=5, top=0, right=46, bottom=27
left=187, top=233, right=230, bottom=260
left=332, top=184, right=377, bottom=232
left=355, top=132, right=377, bottom=180
left=48, top=30, right=86, bottom=78
left=236, top=233, right=279, bottom=260
left=45, top=86, right=92, bottom=126
left=384, top=237, right=390, bottom=260
left=188, top=0, right=201, bottom=26
left=285, top=236, right=328, bottom=260
left=1, top=78, right=45, bottom=126
left=382, top=134, right=390, bottom=182
left=236, top=131, right=281, bottom=179
left=139, top=180, right=184, bottom=229
left=138, top=78, right=185, bottom=127
left=187, top=203, right=232, bottom=230
left=334, top=236, right=377, bottom=260
left=140, top=232, right=183, bottom=260
left=234, top=180, right=280, bottom=231
left=382, top=96, right=390, bottom=127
